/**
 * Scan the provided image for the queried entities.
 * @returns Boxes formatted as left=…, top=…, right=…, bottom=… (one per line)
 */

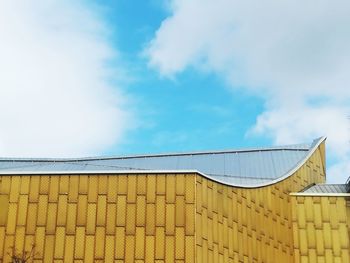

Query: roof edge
left=199, top=136, right=326, bottom=188
left=0, top=144, right=310, bottom=162
left=0, top=137, right=326, bottom=189
left=290, top=192, right=350, bottom=197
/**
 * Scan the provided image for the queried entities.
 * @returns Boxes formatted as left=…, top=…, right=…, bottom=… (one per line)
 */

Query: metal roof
left=303, top=184, right=348, bottom=194
left=0, top=137, right=325, bottom=188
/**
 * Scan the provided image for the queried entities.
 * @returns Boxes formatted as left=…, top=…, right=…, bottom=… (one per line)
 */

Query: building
left=0, top=136, right=349, bottom=262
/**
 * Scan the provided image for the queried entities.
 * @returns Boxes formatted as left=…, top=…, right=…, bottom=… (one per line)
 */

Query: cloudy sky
left=1, top=0, right=349, bottom=182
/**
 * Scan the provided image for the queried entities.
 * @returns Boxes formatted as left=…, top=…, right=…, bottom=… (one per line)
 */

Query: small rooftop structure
left=303, top=184, right=349, bottom=194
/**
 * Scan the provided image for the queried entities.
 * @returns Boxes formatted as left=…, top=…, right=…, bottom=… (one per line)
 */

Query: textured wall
left=195, top=143, right=325, bottom=263
left=0, top=174, right=196, bottom=263
left=291, top=195, right=350, bottom=263
left=0, top=143, right=325, bottom=263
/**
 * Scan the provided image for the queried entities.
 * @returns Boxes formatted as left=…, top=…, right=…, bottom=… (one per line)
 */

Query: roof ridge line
left=0, top=145, right=311, bottom=162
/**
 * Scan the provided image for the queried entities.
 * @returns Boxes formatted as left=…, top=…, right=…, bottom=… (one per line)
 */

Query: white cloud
left=0, top=0, right=133, bottom=157
left=146, top=0, right=350, bottom=182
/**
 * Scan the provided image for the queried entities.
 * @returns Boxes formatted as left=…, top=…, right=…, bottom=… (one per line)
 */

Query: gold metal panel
left=64, top=235, right=75, bottom=262
left=88, top=176, right=98, bottom=203
left=145, top=235, right=155, bottom=263
left=39, top=176, right=50, bottom=195
left=115, top=227, right=125, bottom=259
left=24, top=234, right=35, bottom=258
left=97, top=195, right=107, bottom=226
left=34, top=226, right=45, bottom=259
left=106, top=203, right=116, bottom=234
left=75, top=227, right=85, bottom=259
left=185, top=203, right=195, bottom=236
left=331, top=229, right=341, bottom=256
left=76, top=195, right=87, bottom=226
left=338, top=224, right=349, bottom=248
left=59, top=176, right=69, bottom=195
left=14, top=226, right=25, bottom=253
left=20, top=176, right=30, bottom=194
left=166, top=176, right=176, bottom=204
left=37, top=195, right=48, bottom=226
left=313, top=203, right=322, bottom=229
left=176, top=174, right=185, bottom=196
left=29, top=176, right=40, bottom=202
left=6, top=203, right=17, bottom=234
left=54, top=227, right=66, bottom=259
left=0, top=195, right=9, bottom=226
left=321, top=198, right=330, bottom=222
left=146, top=175, right=156, bottom=203
left=156, top=195, right=165, bottom=227
left=26, top=203, right=37, bottom=234
left=175, top=227, right=185, bottom=259
left=117, top=175, right=127, bottom=195
left=98, top=175, right=108, bottom=194
left=68, top=176, right=79, bottom=203
left=166, top=204, right=175, bottom=235
left=185, top=236, right=195, bottom=262
left=135, top=227, right=145, bottom=259
left=0, top=227, right=5, bottom=258
left=0, top=177, right=10, bottom=194
left=79, top=175, right=88, bottom=194
left=10, top=176, right=20, bottom=202
left=155, top=227, right=165, bottom=259
left=86, top=203, right=97, bottom=234
left=46, top=203, right=57, bottom=234
left=125, top=235, right=135, bottom=263
left=107, top=176, right=118, bottom=203
left=116, top=195, right=127, bottom=226
left=49, top=176, right=59, bottom=202
left=84, top=235, right=95, bottom=262
left=137, top=176, right=147, bottom=195
left=66, top=203, right=77, bottom=234
left=57, top=195, right=68, bottom=226
left=2, top=234, right=14, bottom=263
left=146, top=203, right=155, bottom=235
left=125, top=203, right=136, bottom=235
left=156, top=175, right=166, bottom=195
left=105, top=235, right=115, bottom=262
left=165, top=235, right=175, bottom=263
left=175, top=195, right=185, bottom=227
left=127, top=176, right=137, bottom=203
left=43, top=234, right=55, bottom=262
left=136, top=195, right=146, bottom=226
left=95, top=227, right=105, bottom=259
left=306, top=223, right=316, bottom=249
left=323, top=223, right=332, bottom=249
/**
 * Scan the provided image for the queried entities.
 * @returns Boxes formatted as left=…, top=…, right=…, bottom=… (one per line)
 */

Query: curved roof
left=0, top=137, right=325, bottom=188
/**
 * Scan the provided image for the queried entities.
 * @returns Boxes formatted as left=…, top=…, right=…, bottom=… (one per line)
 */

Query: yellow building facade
left=291, top=192, right=350, bottom=262
left=0, top=137, right=348, bottom=262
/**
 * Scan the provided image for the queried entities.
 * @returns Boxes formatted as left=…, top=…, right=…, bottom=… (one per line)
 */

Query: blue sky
left=98, top=0, right=268, bottom=154
left=1, top=0, right=350, bottom=182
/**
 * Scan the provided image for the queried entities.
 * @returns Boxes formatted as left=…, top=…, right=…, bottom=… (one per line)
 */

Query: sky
left=1, top=0, right=350, bottom=183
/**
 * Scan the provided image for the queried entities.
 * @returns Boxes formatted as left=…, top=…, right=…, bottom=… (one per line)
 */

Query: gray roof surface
left=303, top=184, right=349, bottom=194
left=0, top=138, right=324, bottom=187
